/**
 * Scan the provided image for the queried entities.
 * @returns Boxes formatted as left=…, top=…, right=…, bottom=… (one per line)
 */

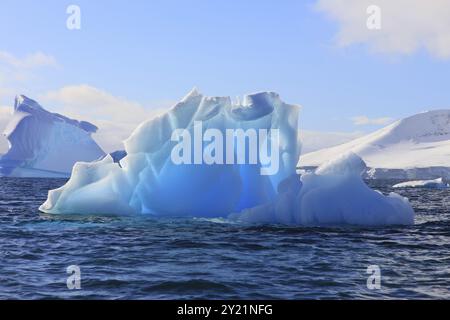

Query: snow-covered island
left=299, top=110, right=450, bottom=180
left=0, top=95, right=105, bottom=177
left=39, top=90, right=414, bottom=226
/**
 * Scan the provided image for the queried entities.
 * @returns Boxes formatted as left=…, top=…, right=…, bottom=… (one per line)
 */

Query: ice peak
left=230, top=91, right=283, bottom=121
left=14, top=95, right=43, bottom=111
left=11, top=95, right=98, bottom=134
left=244, top=91, right=280, bottom=103
left=316, top=152, right=367, bottom=177
left=181, top=87, right=202, bottom=102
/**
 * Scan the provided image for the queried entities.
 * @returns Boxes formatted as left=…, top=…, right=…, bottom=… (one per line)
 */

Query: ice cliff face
left=0, top=95, right=105, bottom=177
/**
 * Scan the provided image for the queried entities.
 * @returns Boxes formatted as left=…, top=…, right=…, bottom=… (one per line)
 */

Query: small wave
left=143, top=279, right=234, bottom=294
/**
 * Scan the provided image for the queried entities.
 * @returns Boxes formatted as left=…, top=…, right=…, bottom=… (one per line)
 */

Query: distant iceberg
left=0, top=95, right=105, bottom=177
left=393, top=178, right=449, bottom=189
left=40, top=90, right=414, bottom=226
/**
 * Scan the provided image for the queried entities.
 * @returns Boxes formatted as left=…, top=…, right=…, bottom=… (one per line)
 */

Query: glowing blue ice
left=40, top=89, right=301, bottom=216
left=40, top=90, right=414, bottom=226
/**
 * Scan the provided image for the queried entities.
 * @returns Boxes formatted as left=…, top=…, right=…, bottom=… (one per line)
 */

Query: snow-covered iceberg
left=39, top=90, right=414, bottom=226
left=392, top=178, right=449, bottom=189
left=0, top=95, right=105, bottom=177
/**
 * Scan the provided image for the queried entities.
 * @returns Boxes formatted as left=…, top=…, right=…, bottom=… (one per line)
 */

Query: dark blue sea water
left=0, top=178, right=449, bottom=299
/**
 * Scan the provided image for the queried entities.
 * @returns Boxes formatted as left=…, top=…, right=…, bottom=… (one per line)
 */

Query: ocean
left=0, top=178, right=448, bottom=299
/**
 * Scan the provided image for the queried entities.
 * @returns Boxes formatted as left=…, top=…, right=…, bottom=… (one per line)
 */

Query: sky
left=1, top=0, right=450, bottom=153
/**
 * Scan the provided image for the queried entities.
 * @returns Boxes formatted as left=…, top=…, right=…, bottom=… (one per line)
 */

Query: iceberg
left=39, top=90, right=415, bottom=226
left=231, top=152, right=414, bottom=226
left=392, top=178, right=449, bottom=189
left=0, top=95, right=105, bottom=177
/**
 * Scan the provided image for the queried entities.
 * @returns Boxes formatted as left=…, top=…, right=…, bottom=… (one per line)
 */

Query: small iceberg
left=392, top=178, right=449, bottom=189
left=231, top=152, right=414, bottom=226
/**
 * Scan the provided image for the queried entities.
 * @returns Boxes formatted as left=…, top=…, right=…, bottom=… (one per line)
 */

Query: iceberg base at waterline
left=39, top=90, right=414, bottom=226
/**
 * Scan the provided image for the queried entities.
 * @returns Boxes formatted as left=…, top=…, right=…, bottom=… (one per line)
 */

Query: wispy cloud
left=0, top=51, right=58, bottom=69
left=316, top=0, right=450, bottom=59
left=351, top=115, right=392, bottom=126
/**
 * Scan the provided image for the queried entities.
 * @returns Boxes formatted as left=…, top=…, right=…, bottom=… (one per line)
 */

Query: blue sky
left=1, top=0, right=450, bottom=151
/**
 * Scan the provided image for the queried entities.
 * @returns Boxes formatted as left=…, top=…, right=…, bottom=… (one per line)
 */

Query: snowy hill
left=0, top=95, right=105, bottom=177
left=299, top=110, right=450, bottom=179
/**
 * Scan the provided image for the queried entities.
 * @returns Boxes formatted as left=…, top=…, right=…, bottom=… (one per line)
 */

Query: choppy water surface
left=0, top=178, right=448, bottom=299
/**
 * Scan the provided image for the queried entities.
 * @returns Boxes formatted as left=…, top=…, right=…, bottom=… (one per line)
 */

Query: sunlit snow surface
left=40, top=90, right=414, bottom=226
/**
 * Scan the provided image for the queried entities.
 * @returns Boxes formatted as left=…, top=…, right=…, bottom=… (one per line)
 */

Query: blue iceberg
left=39, top=89, right=414, bottom=226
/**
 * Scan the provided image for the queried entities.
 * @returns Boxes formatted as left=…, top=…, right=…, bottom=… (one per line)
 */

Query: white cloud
left=351, top=115, right=392, bottom=126
left=300, top=130, right=364, bottom=154
left=39, top=85, right=171, bottom=152
left=316, top=0, right=450, bottom=58
left=0, top=51, right=58, bottom=69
